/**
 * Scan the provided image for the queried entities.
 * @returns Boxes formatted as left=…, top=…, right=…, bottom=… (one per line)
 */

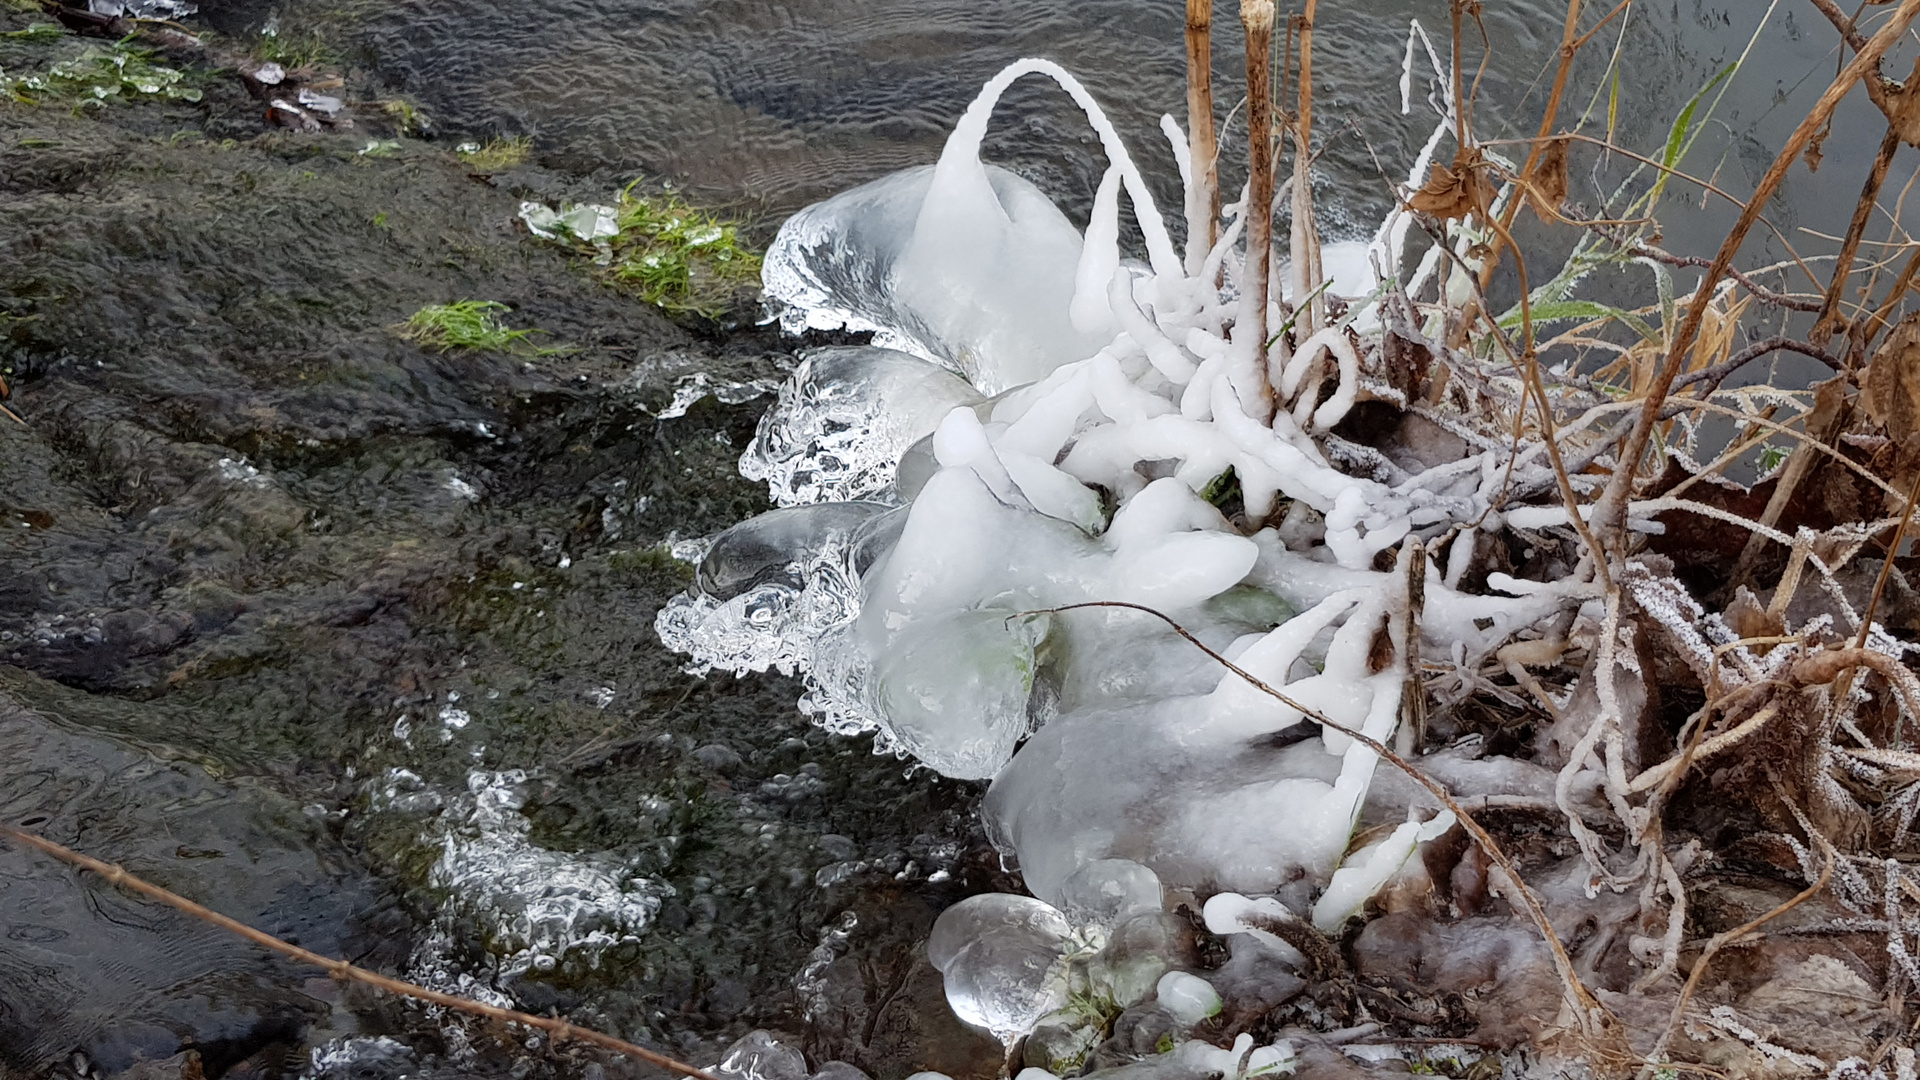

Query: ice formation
left=660, top=47, right=1587, bottom=1062
left=391, top=769, right=665, bottom=992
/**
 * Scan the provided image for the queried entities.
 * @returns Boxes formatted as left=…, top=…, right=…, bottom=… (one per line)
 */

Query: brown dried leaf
left=1726, top=585, right=1785, bottom=643
left=1862, top=312, right=1920, bottom=442
left=1407, top=146, right=1494, bottom=221
left=1890, top=82, right=1920, bottom=147
left=1524, top=136, right=1569, bottom=223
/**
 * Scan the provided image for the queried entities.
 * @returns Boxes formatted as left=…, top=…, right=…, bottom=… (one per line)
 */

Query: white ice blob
left=1155, top=971, right=1224, bottom=1027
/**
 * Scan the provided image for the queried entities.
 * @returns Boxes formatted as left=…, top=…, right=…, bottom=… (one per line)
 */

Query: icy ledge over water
left=662, top=51, right=1586, bottom=1066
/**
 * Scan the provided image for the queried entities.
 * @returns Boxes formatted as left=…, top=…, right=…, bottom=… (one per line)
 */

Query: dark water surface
left=336, top=0, right=1908, bottom=255
left=2, top=1, right=1914, bottom=1077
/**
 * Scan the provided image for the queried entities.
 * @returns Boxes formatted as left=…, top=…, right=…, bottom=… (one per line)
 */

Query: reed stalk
left=1294, top=0, right=1322, bottom=335
left=1241, top=0, right=1276, bottom=404
left=1185, top=0, right=1219, bottom=273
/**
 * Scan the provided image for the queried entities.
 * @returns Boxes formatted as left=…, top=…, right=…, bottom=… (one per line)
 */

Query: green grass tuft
left=2, top=36, right=204, bottom=107
left=383, top=98, right=431, bottom=137
left=2, top=22, right=61, bottom=42
left=519, top=185, right=761, bottom=318
left=251, top=29, right=333, bottom=70
left=607, top=187, right=760, bottom=315
left=457, top=135, right=531, bottom=171
left=398, top=301, right=550, bottom=354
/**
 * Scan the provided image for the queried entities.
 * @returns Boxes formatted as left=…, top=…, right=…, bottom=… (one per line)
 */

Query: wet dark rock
left=1079, top=1004, right=1179, bottom=1073
left=0, top=679, right=375, bottom=1076
left=799, top=890, right=1003, bottom=1080
left=693, top=742, right=746, bottom=774
left=109, top=1051, right=205, bottom=1080
left=0, top=20, right=980, bottom=1075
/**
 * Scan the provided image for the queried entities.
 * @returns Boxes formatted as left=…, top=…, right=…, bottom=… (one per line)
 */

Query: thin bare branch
left=1812, top=128, right=1903, bottom=346
left=0, top=825, right=724, bottom=1080
left=1672, top=335, right=1846, bottom=396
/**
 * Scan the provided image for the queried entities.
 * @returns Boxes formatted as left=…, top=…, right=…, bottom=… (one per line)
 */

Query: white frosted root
left=1310, top=811, right=1456, bottom=931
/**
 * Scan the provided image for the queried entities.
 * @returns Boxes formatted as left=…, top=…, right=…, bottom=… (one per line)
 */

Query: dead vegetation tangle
left=1210, top=0, right=1920, bottom=1075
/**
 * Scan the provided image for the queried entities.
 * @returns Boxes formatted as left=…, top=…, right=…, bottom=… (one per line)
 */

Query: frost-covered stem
left=1241, top=0, right=1276, bottom=411
left=1185, top=0, right=1220, bottom=274
left=1592, top=0, right=1920, bottom=548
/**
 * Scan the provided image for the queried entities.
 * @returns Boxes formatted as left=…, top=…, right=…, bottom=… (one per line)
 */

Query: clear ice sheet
left=741, top=347, right=984, bottom=507
left=763, top=164, right=1109, bottom=395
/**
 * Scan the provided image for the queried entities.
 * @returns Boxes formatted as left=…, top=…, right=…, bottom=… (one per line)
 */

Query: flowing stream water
left=0, top=1, right=1904, bottom=1078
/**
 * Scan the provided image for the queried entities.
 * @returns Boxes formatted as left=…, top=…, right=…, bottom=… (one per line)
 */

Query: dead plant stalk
left=1185, top=0, right=1220, bottom=271
left=1480, top=0, right=1588, bottom=284
left=1242, top=0, right=1277, bottom=398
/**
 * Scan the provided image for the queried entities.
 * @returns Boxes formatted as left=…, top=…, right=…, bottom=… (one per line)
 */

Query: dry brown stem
left=1185, top=0, right=1220, bottom=272
left=1295, top=0, right=1323, bottom=333
left=0, top=824, right=724, bottom=1080
left=1861, top=241, right=1920, bottom=348
left=1593, top=0, right=1920, bottom=547
left=1812, top=128, right=1903, bottom=347
left=1480, top=0, right=1586, bottom=282
left=1476, top=207, right=1617, bottom=590
left=1855, top=464, right=1920, bottom=650
left=1670, top=335, right=1845, bottom=396
left=1397, top=538, right=1428, bottom=757
left=1241, top=0, right=1276, bottom=390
